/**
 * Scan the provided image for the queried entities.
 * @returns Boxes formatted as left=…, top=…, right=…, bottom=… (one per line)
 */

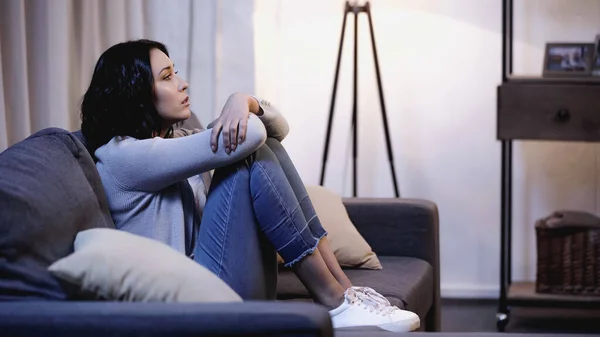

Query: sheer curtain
left=0, top=0, right=256, bottom=152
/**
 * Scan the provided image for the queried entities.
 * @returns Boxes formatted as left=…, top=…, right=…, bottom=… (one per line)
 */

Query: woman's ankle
left=314, top=290, right=345, bottom=310
left=337, top=278, right=352, bottom=290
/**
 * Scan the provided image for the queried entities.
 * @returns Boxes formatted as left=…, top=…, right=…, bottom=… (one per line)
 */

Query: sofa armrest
left=343, top=198, right=438, bottom=265
left=343, top=197, right=440, bottom=331
left=0, top=301, right=333, bottom=337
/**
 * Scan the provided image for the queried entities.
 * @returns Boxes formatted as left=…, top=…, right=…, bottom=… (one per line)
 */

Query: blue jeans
left=194, top=138, right=327, bottom=300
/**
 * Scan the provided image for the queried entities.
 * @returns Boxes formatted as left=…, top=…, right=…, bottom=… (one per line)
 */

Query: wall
left=253, top=0, right=600, bottom=298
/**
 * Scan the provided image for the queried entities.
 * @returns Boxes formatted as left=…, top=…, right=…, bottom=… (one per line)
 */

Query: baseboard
left=441, top=284, right=499, bottom=299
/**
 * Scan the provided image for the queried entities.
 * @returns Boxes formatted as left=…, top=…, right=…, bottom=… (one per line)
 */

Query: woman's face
left=150, top=48, right=191, bottom=129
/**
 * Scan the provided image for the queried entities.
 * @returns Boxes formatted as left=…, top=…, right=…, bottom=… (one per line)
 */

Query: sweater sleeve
left=255, top=97, right=289, bottom=142
left=206, top=97, right=290, bottom=141
left=96, top=114, right=267, bottom=192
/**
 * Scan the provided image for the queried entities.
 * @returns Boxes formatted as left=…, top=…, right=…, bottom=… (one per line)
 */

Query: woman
left=80, top=39, right=419, bottom=332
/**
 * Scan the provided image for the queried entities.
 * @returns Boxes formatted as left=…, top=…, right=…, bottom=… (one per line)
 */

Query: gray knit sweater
left=95, top=98, right=289, bottom=256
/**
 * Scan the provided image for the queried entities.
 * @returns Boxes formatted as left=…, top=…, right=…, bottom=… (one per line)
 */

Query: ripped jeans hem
left=282, top=231, right=328, bottom=268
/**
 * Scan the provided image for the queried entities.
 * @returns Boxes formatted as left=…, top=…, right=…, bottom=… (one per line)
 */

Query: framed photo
left=542, top=43, right=595, bottom=77
left=592, top=35, right=600, bottom=76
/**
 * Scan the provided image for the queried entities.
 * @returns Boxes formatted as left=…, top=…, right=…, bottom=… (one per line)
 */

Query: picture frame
left=542, top=42, right=595, bottom=78
left=592, top=35, right=600, bottom=76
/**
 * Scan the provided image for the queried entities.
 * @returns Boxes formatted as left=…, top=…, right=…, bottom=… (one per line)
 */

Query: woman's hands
left=210, top=93, right=261, bottom=153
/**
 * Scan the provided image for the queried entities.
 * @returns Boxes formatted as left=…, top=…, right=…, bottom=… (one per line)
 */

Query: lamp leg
left=351, top=6, right=358, bottom=197
left=365, top=2, right=400, bottom=197
left=320, top=2, right=351, bottom=187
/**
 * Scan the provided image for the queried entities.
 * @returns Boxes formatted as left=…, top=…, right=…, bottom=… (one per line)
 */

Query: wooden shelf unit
left=495, top=0, right=600, bottom=332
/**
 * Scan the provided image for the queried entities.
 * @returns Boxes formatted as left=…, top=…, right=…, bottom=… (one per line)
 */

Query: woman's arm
left=96, top=114, right=267, bottom=192
left=252, top=96, right=290, bottom=142
left=207, top=95, right=290, bottom=142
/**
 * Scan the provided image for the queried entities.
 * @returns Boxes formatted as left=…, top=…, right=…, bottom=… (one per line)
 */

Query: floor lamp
left=319, top=1, right=400, bottom=197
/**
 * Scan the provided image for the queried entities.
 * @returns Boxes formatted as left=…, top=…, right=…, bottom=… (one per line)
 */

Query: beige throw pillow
left=279, top=185, right=382, bottom=270
left=49, top=228, right=242, bottom=303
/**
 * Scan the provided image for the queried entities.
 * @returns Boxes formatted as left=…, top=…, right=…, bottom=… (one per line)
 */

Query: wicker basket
left=535, top=210, right=600, bottom=296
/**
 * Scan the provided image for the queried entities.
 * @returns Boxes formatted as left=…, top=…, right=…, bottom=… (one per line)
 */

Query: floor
left=441, top=298, right=600, bottom=334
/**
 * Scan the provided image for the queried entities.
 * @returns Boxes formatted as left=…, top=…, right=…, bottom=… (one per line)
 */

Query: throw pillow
left=278, top=185, right=382, bottom=270
left=48, top=228, right=242, bottom=303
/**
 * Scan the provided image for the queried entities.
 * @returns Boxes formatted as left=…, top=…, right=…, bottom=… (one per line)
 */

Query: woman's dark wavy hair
left=81, top=39, right=171, bottom=154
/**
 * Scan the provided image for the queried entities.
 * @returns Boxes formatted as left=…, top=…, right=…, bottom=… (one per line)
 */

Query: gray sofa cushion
left=0, top=128, right=114, bottom=300
left=277, top=256, right=433, bottom=320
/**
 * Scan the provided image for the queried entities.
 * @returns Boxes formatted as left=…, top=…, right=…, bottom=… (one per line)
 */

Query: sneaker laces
left=351, top=286, right=393, bottom=306
left=345, top=287, right=398, bottom=315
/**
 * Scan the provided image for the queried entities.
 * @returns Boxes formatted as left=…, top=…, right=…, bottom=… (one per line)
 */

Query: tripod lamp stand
left=319, top=1, right=400, bottom=198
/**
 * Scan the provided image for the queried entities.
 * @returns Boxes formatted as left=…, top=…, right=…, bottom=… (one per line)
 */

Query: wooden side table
left=496, top=79, right=600, bottom=331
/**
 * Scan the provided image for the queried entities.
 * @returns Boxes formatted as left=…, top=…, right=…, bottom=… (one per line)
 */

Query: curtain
left=0, top=0, right=256, bottom=152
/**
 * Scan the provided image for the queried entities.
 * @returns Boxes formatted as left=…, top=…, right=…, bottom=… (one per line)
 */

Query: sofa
left=0, top=128, right=440, bottom=336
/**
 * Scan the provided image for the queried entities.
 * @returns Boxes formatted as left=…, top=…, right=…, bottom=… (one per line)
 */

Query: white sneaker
left=329, top=287, right=420, bottom=332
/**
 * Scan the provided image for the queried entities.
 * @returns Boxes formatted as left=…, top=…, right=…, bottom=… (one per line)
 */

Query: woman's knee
left=254, top=141, right=279, bottom=163
left=209, top=159, right=251, bottom=197
left=264, top=137, right=284, bottom=153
